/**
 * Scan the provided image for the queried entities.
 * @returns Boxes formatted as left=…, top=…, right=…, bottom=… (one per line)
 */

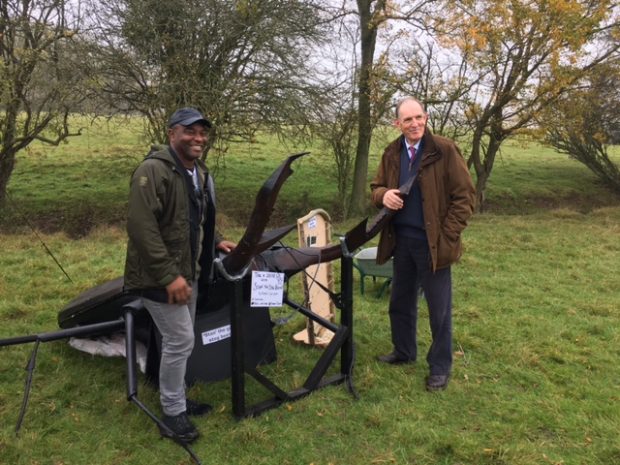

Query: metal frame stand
left=0, top=301, right=203, bottom=465
left=0, top=241, right=357, bottom=460
left=229, top=238, right=356, bottom=419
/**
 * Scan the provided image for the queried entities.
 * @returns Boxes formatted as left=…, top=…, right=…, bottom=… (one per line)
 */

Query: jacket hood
left=146, top=144, right=208, bottom=172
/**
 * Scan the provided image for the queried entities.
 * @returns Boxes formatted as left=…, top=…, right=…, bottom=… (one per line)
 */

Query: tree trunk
left=0, top=150, right=17, bottom=205
left=468, top=128, right=502, bottom=213
left=474, top=171, right=488, bottom=213
left=348, top=0, right=380, bottom=217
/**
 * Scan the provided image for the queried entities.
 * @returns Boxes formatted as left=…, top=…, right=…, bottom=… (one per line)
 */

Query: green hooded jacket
left=124, top=145, right=219, bottom=293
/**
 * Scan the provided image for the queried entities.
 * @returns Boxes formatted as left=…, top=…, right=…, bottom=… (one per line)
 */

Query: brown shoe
left=425, top=374, right=449, bottom=391
left=376, top=352, right=414, bottom=365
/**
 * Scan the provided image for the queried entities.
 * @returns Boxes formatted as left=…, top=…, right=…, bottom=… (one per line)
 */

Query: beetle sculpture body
left=1, top=152, right=418, bottom=464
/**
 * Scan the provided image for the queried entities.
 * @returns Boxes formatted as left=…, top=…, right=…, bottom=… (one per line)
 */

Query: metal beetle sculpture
left=0, top=152, right=417, bottom=464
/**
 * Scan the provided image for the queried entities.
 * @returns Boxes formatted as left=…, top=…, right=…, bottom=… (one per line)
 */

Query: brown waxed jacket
left=370, top=129, right=475, bottom=270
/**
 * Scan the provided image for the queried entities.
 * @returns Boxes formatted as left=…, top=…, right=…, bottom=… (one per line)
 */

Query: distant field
left=2, top=117, right=618, bottom=236
left=0, top=118, right=619, bottom=465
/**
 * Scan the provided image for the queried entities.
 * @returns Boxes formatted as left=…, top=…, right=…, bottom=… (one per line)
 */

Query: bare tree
left=348, top=0, right=436, bottom=215
left=85, top=0, right=329, bottom=150
left=392, top=39, right=476, bottom=143
left=307, top=13, right=393, bottom=218
left=0, top=0, right=88, bottom=203
left=541, top=63, right=620, bottom=193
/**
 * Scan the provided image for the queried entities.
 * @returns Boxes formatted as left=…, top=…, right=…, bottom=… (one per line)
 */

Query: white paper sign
left=308, top=216, right=317, bottom=229
left=201, top=324, right=231, bottom=345
left=250, top=271, right=285, bottom=307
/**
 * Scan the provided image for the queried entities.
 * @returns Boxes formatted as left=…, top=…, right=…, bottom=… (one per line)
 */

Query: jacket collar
left=147, top=144, right=208, bottom=175
left=419, top=128, right=440, bottom=166
left=388, top=128, right=441, bottom=167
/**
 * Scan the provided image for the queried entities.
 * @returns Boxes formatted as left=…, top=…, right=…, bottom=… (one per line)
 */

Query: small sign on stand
left=250, top=271, right=285, bottom=307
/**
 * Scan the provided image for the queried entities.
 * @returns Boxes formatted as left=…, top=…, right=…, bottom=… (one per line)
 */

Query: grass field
left=0, top=119, right=619, bottom=465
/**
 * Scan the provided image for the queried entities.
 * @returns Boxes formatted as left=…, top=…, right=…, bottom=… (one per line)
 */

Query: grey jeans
left=142, top=282, right=197, bottom=416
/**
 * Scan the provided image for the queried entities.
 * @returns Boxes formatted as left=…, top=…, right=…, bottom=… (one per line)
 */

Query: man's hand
left=166, top=276, right=192, bottom=304
left=383, top=189, right=404, bottom=210
left=216, top=240, right=237, bottom=253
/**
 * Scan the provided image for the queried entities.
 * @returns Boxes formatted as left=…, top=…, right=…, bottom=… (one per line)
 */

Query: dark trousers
left=389, top=236, right=452, bottom=375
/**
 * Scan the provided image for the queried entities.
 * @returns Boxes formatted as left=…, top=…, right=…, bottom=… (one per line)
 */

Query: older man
left=124, top=108, right=235, bottom=442
left=371, top=97, right=475, bottom=391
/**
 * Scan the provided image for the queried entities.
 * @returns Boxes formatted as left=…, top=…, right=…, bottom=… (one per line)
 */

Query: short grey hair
left=395, top=97, right=426, bottom=119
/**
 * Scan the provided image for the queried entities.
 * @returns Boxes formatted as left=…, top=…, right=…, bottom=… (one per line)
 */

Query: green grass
left=479, top=139, right=618, bottom=214
left=1, top=119, right=619, bottom=465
